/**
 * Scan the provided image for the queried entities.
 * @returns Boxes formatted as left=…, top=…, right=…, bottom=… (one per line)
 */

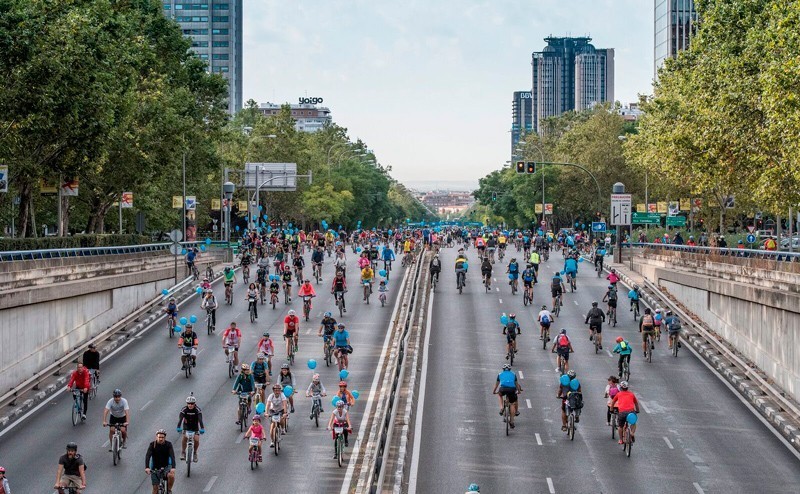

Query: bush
left=0, top=234, right=152, bottom=252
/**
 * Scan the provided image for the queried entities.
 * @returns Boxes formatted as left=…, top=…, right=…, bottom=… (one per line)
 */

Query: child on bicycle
left=378, top=279, right=388, bottom=299
left=244, top=415, right=265, bottom=460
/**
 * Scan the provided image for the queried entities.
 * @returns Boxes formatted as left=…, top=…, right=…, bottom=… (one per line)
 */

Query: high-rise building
left=531, top=37, right=614, bottom=133
left=511, top=91, right=533, bottom=157
left=162, top=1, right=243, bottom=114
left=257, top=102, right=332, bottom=133
left=654, top=0, right=698, bottom=78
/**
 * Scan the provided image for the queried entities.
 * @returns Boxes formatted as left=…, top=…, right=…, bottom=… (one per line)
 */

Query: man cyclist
left=311, top=247, right=325, bottom=280
left=612, top=336, right=633, bottom=377
left=527, top=249, right=540, bottom=280
left=333, top=323, right=351, bottom=369
left=232, top=363, right=256, bottom=425
left=284, top=309, right=300, bottom=357
left=628, top=284, right=641, bottom=313
left=429, top=254, right=442, bottom=285
left=550, top=272, right=565, bottom=312
left=610, top=381, right=640, bottom=444
left=292, top=251, right=305, bottom=280
left=281, top=266, right=294, bottom=303
left=201, top=289, right=218, bottom=330
left=66, top=362, right=91, bottom=420
left=331, top=271, right=348, bottom=313
left=594, top=244, right=606, bottom=272
left=585, top=302, right=606, bottom=349
left=521, top=264, right=535, bottom=300
left=563, top=255, right=578, bottom=290
left=266, top=384, right=289, bottom=447
left=551, top=328, right=574, bottom=373
left=558, top=370, right=582, bottom=430
left=664, top=310, right=682, bottom=350
left=185, top=247, right=197, bottom=277
left=360, top=264, right=375, bottom=299
left=145, top=430, right=175, bottom=494
left=639, top=308, right=656, bottom=357
left=103, top=389, right=130, bottom=449
left=506, top=258, right=520, bottom=290
left=256, top=264, right=268, bottom=296
left=455, top=251, right=468, bottom=288
left=318, top=312, right=338, bottom=356
left=222, top=322, right=242, bottom=372
left=178, top=323, right=198, bottom=370
left=503, top=313, right=521, bottom=358
left=537, top=305, right=553, bottom=341
left=251, top=354, right=269, bottom=402
left=602, top=284, right=618, bottom=322
left=492, top=364, right=522, bottom=428
left=382, top=244, right=396, bottom=272
left=479, top=255, right=492, bottom=288
left=81, top=343, right=101, bottom=384
left=164, top=297, right=179, bottom=327
left=176, top=395, right=204, bottom=461
left=55, top=442, right=86, bottom=493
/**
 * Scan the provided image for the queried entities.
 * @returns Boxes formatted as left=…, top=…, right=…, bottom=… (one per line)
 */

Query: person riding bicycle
left=628, top=284, right=641, bottom=313
left=278, top=364, right=296, bottom=413
left=55, top=442, right=86, bottom=493
left=551, top=272, right=565, bottom=311
left=506, top=258, right=520, bottom=287
left=603, top=284, right=618, bottom=320
left=639, top=308, right=656, bottom=357
left=521, top=264, right=536, bottom=296
left=360, top=265, right=375, bottom=299
left=177, top=395, right=205, bottom=461
left=81, top=342, right=101, bottom=385
left=298, top=279, right=317, bottom=311
left=537, top=305, right=553, bottom=341
left=664, top=310, right=682, bottom=350
left=185, top=248, right=197, bottom=275
left=292, top=250, right=305, bottom=275
left=333, top=323, right=351, bottom=369
left=306, top=374, right=328, bottom=417
left=503, top=313, right=521, bottom=357
left=336, top=380, right=356, bottom=409
left=178, top=324, right=198, bottom=369
left=327, top=400, right=352, bottom=454
left=551, top=328, right=574, bottom=372
left=612, top=336, right=633, bottom=377
left=222, top=322, right=242, bottom=371
left=604, top=375, right=620, bottom=426
left=606, top=268, right=620, bottom=286
left=492, top=364, right=522, bottom=428
left=311, top=246, right=325, bottom=278
left=201, top=290, right=218, bottom=330
left=654, top=308, right=664, bottom=339
left=281, top=266, right=293, bottom=302
left=382, top=244, right=396, bottom=267
left=268, top=277, right=281, bottom=301
left=331, top=271, right=348, bottom=313
left=527, top=249, right=540, bottom=277
left=165, top=297, right=179, bottom=323
left=0, top=466, right=8, bottom=494
left=266, top=384, right=289, bottom=448
left=558, top=370, right=583, bottom=431
left=429, top=254, right=442, bottom=283
left=245, top=282, right=259, bottom=320
left=223, top=265, right=236, bottom=288
left=563, top=256, right=578, bottom=288
left=284, top=309, right=300, bottom=357
left=585, top=302, right=606, bottom=349
left=67, top=362, right=91, bottom=420
left=244, top=415, right=265, bottom=461
left=455, top=252, right=469, bottom=288
left=479, top=255, right=492, bottom=286
left=256, top=332, right=275, bottom=380
left=251, top=354, right=269, bottom=398
left=610, top=381, right=640, bottom=444
left=318, top=312, right=338, bottom=354
left=232, top=363, right=256, bottom=425
left=256, top=264, right=268, bottom=288
left=102, top=388, right=130, bottom=450
left=145, top=430, right=175, bottom=494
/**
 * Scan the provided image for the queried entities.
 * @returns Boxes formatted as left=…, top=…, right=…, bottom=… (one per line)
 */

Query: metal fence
left=629, top=242, right=800, bottom=273
left=0, top=241, right=229, bottom=262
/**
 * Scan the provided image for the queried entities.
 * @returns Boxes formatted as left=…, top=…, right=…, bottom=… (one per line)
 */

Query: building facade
left=654, top=0, right=698, bottom=78
left=531, top=37, right=614, bottom=133
left=162, top=0, right=243, bottom=114
left=257, top=103, right=332, bottom=133
left=511, top=91, right=533, bottom=157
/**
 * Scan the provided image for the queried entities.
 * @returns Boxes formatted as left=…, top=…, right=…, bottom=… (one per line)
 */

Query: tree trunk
left=16, top=180, right=31, bottom=237
left=59, top=195, right=70, bottom=235
left=29, top=193, right=37, bottom=238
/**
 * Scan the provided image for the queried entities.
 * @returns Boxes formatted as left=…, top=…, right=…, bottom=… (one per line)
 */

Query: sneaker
left=539, top=336, right=543, bottom=340
left=343, top=308, right=347, bottom=313
left=291, top=406, right=295, bottom=413
left=180, top=453, right=186, bottom=461
left=618, top=439, right=624, bottom=445
left=269, top=442, right=275, bottom=448
left=505, top=354, right=509, bottom=360
left=345, top=441, right=349, bottom=447
left=193, top=453, right=198, bottom=462
left=589, top=335, right=593, bottom=341
left=607, top=422, right=611, bottom=427
left=236, top=420, right=241, bottom=425
left=561, top=426, right=568, bottom=431
left=192, top=361, right=196, bottom=368
left=575, top=416, right=580, bottom=423
left=108, top=448, right=113, bottom=452
left=514, top=411, right=520, bottom=416
left=599, top=345, right=603, bottom=350
left=510, top=423, right=515, bottom=429
left=499, top=410, right=504, bottom=416
left=122, top=441, right=127, bottom=449
left=643, top=352, right=647, bottom=357
left=81, top=414, right=86, bottom=420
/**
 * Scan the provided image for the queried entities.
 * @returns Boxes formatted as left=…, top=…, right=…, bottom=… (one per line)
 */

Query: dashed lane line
left=693, top=483, right=705, bottom=494
left=547, top=477, right=556, bottom=493
left=663, top=436, right=674, bottom=449
left=535, top=433, right=543, bottom=445
left=526, top=399, right=532, bottom=409
left=140, top=400, right=153, bottom=411
left=203, top=476, right=218, bottom=492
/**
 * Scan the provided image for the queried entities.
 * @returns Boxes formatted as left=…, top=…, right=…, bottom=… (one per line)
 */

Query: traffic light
left=526, top=162, right=536, bottom=174
left=491, top=192, right=497, bottom=202
left=516, top=161, right=525, bottom=174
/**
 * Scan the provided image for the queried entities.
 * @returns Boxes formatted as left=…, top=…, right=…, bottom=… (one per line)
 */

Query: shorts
left=551, top=288, right=562, bottom=298
left=150, top=469, right=173, bottom=486
left=225, top=345, right=239, bottom=352
left=254, top=374, right=267, bottom=385
left=556, top=347, right=570, bottom=361
left=607, top=299, right=617, bottom=308
left=506, top=334, right=517, bottom=343
left=62, top=475, right=82, bottom=488
left=109, top=415, right=127, bottom=426
left=589, top=323, right=602, bottom=334
left=323, top=333, right=334, bottom=342
left=617, top=411, right=635, bottom=427
left=509, top=273, right=519, bottom=280
left=642, top=329, right=655, bottom=342
left=498, top=387, right=518, bottom=404
left=285, top=331, right=297, bottom=339
left=523, top=280, right=533, bottom=288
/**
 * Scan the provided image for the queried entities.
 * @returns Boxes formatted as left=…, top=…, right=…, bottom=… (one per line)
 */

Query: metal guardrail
left=0, top=241, right=230, bottom=262
left=630, top=242, right=800, bottom=262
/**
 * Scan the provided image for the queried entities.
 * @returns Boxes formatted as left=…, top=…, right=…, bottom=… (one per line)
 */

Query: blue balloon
left=174, top=325, right=182, bottom=333
left=162, top=289, right=169, bottom=296
left=179, top=317, right=188, bottom=326
left=352, top=390, right=360, bottom=400
left=255, top=402, right=266, bottom=415
left=578, top=257, right=584, bottom=263
left=559, top=375, right=571, bottom=386
left=288, top=222, right=293, bottom=228
left=627, top=412, right=638, bottom=425
left=308, top=359, right=317, bottom=370
left=560, top=271, right=566, bottom=275
left=189, top=315, right=197, bottom=324
left=205, top=238, right=212, bottom=245
left=195, top=287, right=203, bottom=294
left=263, top=214, right=268, bottom=220
left=379, top=269, right=387, bottom=277
left=332, top=396, right=341, bottom=406
left=258, top=205, right=263, bottom=211
left=356, top=247, right=362, bottom=253
left=283, top=385, right=293, bottom=397
left=235, top=226, right=240, bottom=231
left=569, top=378, right=580, bottom=391
left=181, top=248, right=187, bottom=255
left=199, top=244, right=207, bottom=252
left=500, top=315, right=508, bottom=325
left=339, top=369, right=349, bottom=380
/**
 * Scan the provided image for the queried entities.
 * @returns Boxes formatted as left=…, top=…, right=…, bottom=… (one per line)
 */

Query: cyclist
left=664, top=310, right=682, bottom=350
left=292, top=250, right=305, bottom=280
left=639, top=308, right=656, bottom=357
left=331, top=271, right=348, bottom=313
left=551, top=328, right=574, bottom=373
left=55, top=442, right=86, bottom=493
left=103, top=389, right=130, bottom=449
left=232, top=363, right=256, bottom=425
left=266, top=384, right=288, bottom=448
left=585, top=301, right=606, bottom=349
left=333, top=323, right=351, bottom=370
left=268, top=276, right=281, bottom=303
left=0, top=467, right=8, bottom=494
left=480, top=254, right=492, bottom=288
left=537, top=305, right=553, bottom=341
left=177, top=323, right=198, bottom=370
left=603, top=284, right=618, bottom=319
left=199, top=276, right=211, bottom=293
left=243, top=415, right=265, bottom=462
left=164, top=297, right=179, bottom=326
left=81, top=343, right=101, bottom=384
left=521, top=264, right=535, bottom=300
left=654, top=308, right=664, bottom=340
left=278, top=363, right=296, bottom=413
left=223, top=265, right=236, bottom=292
left=311, top=246, right=325, bottom=280
left=429, top=254, right=442, bottom=284
left=593, top=244, right=606, bottom=272
left=604, top=376, right=620, bottom=426
left=607, top=268, right=620, bottom=286
left=186, top=247, right=197, bottom=276
left=256, top=332, right=275, bottom=381
left=222, top=322, right=242, bottom=372
left=454, top=251, right=468, bottom=288
left=251, top=354, right=269, bottom=401
left=245, top=282, right=259, bottom=320
left=382, top=243, right=396, bottom=271
left=550, top=272, right=565, bottom=312
left=360, top=264, right=375, bottom=299
left=334, top=250, right=347, bottom=278
left=67, top=362, right=91, bottom=420
left=612, top=336, right=632, bottom=378
left=281, top=266, right=294, bottom=303
left=306, top=374, right=328, bottom=418
left=177, top=395, right=205, bottom=461
left=327, top=400, right=352, bottom=454
left=145, top=430, right=175, bottom=494
left=610, top=381, right=640, bottom=444
left=527, top=249, right=540, bottom=279
left=201, top=289, right=218, bottom=330
left=492, top=364, right=522, bottom=427
left=284, top=309, right=300, bottom=358
left=298, top=278, right=317, bottom=311
left=503, top=313, right=521, bottom=358
left=474, top=234, right=486, bottom=257
left=563, top=255, right=578, bottom=290
left=557, top=370, right=582, bottom=431
left=628, top=284, right=641, bottom=313
left=256, top=264, right=268, bottom=295
left=336, top=380, right=356, bottom=409
left=506, top=258, right=520, bottom=290
left=318, top=312, right=338, bottom=357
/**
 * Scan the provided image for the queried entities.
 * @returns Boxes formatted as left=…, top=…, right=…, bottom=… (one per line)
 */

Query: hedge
left=0, top=234, right=153, bottom=252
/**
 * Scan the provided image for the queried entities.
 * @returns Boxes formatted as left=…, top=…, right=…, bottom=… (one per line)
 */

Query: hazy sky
left=243, top=0, right=653, bottom=184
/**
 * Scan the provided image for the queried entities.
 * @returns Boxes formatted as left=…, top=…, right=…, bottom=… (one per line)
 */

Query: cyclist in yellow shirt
left=360, top=266, right=374, bottom=300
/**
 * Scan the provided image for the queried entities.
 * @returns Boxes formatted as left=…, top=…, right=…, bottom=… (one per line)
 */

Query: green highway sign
left=632, top=212, right=661, bottom=225
left=666, top=215, right=687, bottom=227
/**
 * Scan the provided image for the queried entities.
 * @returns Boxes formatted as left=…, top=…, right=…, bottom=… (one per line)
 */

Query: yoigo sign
left=298, top=97, right=323, bottom=104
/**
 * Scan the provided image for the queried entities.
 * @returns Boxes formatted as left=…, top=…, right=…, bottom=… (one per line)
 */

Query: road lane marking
left=693, top=483, right=705, bottom=494
left=169, top=371, right=182, bottom=382
left=198, top=348, right=205, bottom=355
left=102, top=439, right=109, bottom=448
left=235, top=432, right=245, bottom=444
left=499, top=299, right=503, bottom=304
left=204, top=476, right=218, bottom=492
left=639, top=400, right=651, bottom=414
left=408, top=287, right=435, bottom=494
left=605, top=349, right=613, bottom=357
left=140, top=399, right=153, bottom=411
left=547, top=477, right=556, bottom=493
left=663, top=436, right=674, bottom=449
left=518, top=371, right=524, bottom=379
left=535, top=433, right=543, bottom=445
left=574, top=300, right=578, bottom=305
left=526, top=399, right=532, bottom=409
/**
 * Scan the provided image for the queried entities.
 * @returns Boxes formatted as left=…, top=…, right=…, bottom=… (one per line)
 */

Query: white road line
left=693, top=482, right=705, bottom=494
left=198, top=348, right=205, bottom=355
left=526, top=399, right=532, bottom=409
left=663, top=436, right=674, bottom=449
left=535, top=433, right=543, bottom=445
left=574, top=300, right=579, bottom=305
left=605, top=349, right=613, bottom=358
left=169, top=371, right=182, bottom=382
left=408, top=287, right=435, bottom=494
left=495, top=287, right=500, bottom=292
left=140, top=399, right=153, bottom=411
left=639, top=400, right=651, bottom=414
left=203, top=476, right=218, bottom=492
left=499, top=299, right=503, bottom=304
left=235, top=432, right=245, bottom=444
left=547, top=477, right=556, bottom=493
left=518, top=371, right=524, bottom=379
left=102, top=439, right=109, bottom=448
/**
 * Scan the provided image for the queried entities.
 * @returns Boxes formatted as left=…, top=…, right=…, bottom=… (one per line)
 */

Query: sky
left=243, top=0, right=654, bottom=186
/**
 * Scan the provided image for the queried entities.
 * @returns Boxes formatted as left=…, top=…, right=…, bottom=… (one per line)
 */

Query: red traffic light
left=516, top=161, right=525, bottom=174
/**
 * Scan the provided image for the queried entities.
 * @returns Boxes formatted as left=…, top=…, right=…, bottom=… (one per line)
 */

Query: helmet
left=186, top=395, right=196, bottom=404
left=502, top=364, right=511, bottom=370
left=206, top=288, right=213, bottom=293
left=619, top=381, right=629, bottom=390
left=339, top=381, right=348, bottom=387
left=468, top=484, right=480, bottom=493
left=644, top=308, right=651, bottom=314
left=554, top=271, right=560, bottom=276
left=185, top=323, right=193, bottom=329
left=312, top=373, right=320, bottom=382
left=203, top=277, right=209, bottom=282
left=541, top=305, right=547, bottom=310
left=169, top=297, right=176, bottom=302
left=559, top=328, right=567, bottom=334
left=666, top=310, right=673, bottom=316
left=272, top=384, right=281, bottom=390
left=610, top=268, right=616, bottom=273
left=608, top=285, right=614, bottom=289
left=224, top=266, right=232, bottom=273
left=337, top=323, right=346, bottom=329
left=567, top=370, right=577, bottom=378
left=113, top=389, right=122, bottom=397
left=510, top=258, right=516, bottom=263
left=324, top=311, right=332, bottom=318
left=263, top=332, right=270, bottom=337
left=592, top=301, right=598, bottom=307
left=253, top=415, right=261, bottom=421
left=288, top=309, right=296, bottom=316
left=156, top=429, right=167, bottom=436
left=304, top=279, right=311, bottom=284
left=281, top=363, right=290, bottom=370
left=509, top=313, right=516, bottom=319
left=256, top=353, right=265, bottom=359
left=241, top=363, right=250, bottom=371
left=633, top=284, right=639, bottom=290
left=66, top=442, right=78, bottom=451
left=336, top=400, right=345, bottom=408
left=656, top=308, right=662, bottom=313
left=616, top=336, right=624, bottom=343
left=0, top=466, right=5, bottom=473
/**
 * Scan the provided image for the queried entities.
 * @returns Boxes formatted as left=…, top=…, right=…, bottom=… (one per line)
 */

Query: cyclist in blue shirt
left=185, top=248, right=197, bottom=274
left=563, top=256, right=578, bottom=289
left=492, top=364, right=522, bottom=427
left=506, top=258, right=520, bottom=284
left=381, top=244, right=396, bottom=270
left=628, top=285, right=640, bottom=313
left=333, top=323, right=351, bottom=370
left=612, top=336, right=633, bottom=378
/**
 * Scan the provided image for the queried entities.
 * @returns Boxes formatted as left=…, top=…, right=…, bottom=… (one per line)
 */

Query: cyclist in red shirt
left=610, top=381, right=640, bottom=444
left=297, top=279, right=317, bottom=310
left=284, top=310, right=300, bottom=357
left=67, top=362, right=92, bottom=419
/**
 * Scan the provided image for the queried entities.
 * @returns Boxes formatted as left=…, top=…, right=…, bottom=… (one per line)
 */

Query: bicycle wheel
left=250, top=306, right=255, bottom=323
left=272, top=296, right=277, bottom=310
left=504, top=403, right=510, bottom=436
left=337, top=435, right=344, bottom=467
left=673, top=337, right=679, bottom=357
left=185, top=360, right=190, bottom=378
left=508, top=347, right=514, bottom=366
left=239, top=406, right=245, bottom=432
left=314, top=408, right=319, bottom=428
left=168, top=319, right=174, bottom=338
left=72, top=400, right=79, bottom=426
left=568, top=413, right=575, bottom=440
left=208, top=316, right=213, bottom=336
left=594, top=335, right=599, bottom=354
left=611, top=414, right=617, bottom=439
left=543, top=330, right=548, bottom=350
left=251, top=450, right=256, bottom=470
left=625, top=428, right=633, bottom=457
left=112, top=435, right=119, bottom=466
left=273, top=430, right=280, bottom=456
left=228, top=359, right=235, bottom=379
left=187, top=445, right=193, bottom=477
left=647, top=337, right=652, bottom=363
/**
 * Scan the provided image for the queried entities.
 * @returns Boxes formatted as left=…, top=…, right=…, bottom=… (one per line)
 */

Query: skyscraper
left=531, top=37, right=614, bottom=133
left=654, top=0, right=698, bottom=78
left=163, top=1, right=243, bottom=114
left=511, top=91, right=533, bottom=157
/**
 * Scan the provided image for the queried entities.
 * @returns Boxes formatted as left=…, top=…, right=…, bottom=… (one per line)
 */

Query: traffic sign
left=632, top=212, right=661, bottom=225
left=592, top=222, right=607, bottom=232
left=666, top=216, right=686, bottom=227
left=610, top=194, right=632, bottom=226
left=747, top=225, right=755, bottom=233
left=540, top=220, right=546, bottom=227
left=747, top=234, right=756, bottom=244
left=169, top=243, right=182, bottom=255
left=544, top=203, right=553, bottom=215
left=121, top=192, right=133, bottom=208
left=185, top=196, right=196, bottom=211
left=168, top=229, right=183, bottom=243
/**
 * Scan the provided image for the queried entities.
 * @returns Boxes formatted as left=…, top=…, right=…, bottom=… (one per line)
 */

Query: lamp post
left=613, top=182, right=625, bottom=263
left=223, top=181, right=235, bottom=246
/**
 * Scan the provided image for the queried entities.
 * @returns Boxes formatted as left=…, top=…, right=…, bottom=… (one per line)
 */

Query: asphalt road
left=0, top=248, right=403, bottom=493
left=413, top=245, right=800, bottom=494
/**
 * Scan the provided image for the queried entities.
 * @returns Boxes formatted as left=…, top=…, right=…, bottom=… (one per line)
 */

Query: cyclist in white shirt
left=102, top=389, right=130, bottom=449
left=537, top=305, right=554, bottom=341
left=266, top=384, right=289, bottom=448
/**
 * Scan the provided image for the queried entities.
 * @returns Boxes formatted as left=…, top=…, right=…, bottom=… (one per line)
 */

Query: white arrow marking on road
left=499, top=299, right=503, bottom=304
left=663, top=436, right=674, bottom=449
left=203, top=476, right=218, bottom=492
left=547, top=477, right=556, bottom=493
left=140, top=399, right=153, bottom=411
left=535, top=433, right=543, bottom=445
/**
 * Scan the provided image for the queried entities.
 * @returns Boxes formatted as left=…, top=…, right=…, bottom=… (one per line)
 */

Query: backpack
left=540, top=313, right=550, bottom=325
left=455, top=259, right=465, bottom=270
left=557, top=334, right=569, bottom=347
left=642, top=314, right=655, bottom=329
left=608, top=290, right=617, bottom=301
left=506, top=321, right=517, bottom=333
left=567, top=391, right=583, bottom=409
left=668, top=317, right=682, bottom=332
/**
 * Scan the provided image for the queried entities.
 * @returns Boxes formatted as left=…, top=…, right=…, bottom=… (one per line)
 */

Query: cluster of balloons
left=559, top=374, right=581, bottom=391
left=269, top=274, right=281, bottom=282
left=500, top=314, right=508, bottom=325
left=306, top=359, right=359, bottom=405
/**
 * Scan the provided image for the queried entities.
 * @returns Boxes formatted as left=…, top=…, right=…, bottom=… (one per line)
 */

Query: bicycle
left=226, top=346, right=236, bottom=378
left=632, top=300, right=640, bottom=321
left=541, top=325, right=550, bottom=350
left=283, top=283, right=292, bottom=305
left=384, top=259, right=392, bottom=281
left=270, top=413, right=282, bottom=455
left=621, top=357, right=631, bottom=382
left=333, top=424, right=348, bottom=467
left=336, top=347, right=349, bottom=372
left=271, top=291, right=279, bottom=310
left=88, top=369, right=99, bottom=400
left=608, top=306, right=617, bottom=327
left=107, top=422, right=124, bottom=465
left=523, top=285, right=533, bottom=306
left=483, top=273, right=491, bottom=293
left=225, top=282, right=233, bottom=305
left=181, top=347, right=193, bottom=378
left=249, top=436, right=262, bottom=469
left=362, top=280, right=371, bottom=305
left=645, top=333, right=654, bottom=363
left=313, top=263, right=322, bottom=284
left=242, top=265, right=250, bottom=285
left=596, top=262, right=603, bottom=278
left=167, top=313, right=176, bottom=338
left=590, top=326, right=600, bottom=354
left=566, top=272, right=576, bottom=292
left=670, top=332, right=680, bottom=357
left=71, top=389, right=85, bottom=426
left=553, top=294, right=562, bottom=318
left=248, top=296, right=258, bottom=323
left=506, top=341, right=515, bottom=366
left=205, top=265, right=214, bottom=280
left=184, top=430, right=196, bottom=476
left=456, top=271, right=465, bottom=294
left=621, top=419, right=634, bottom=457
left=237, top=392, right=251, bottom=433
left=302, top=295, right=313, bottom=321
left=259, top=282, right=266, bottom=305
left=566, top=405, right=577, bottom=441
left=610, top=407, right=619, bottom=439
left=285, top=335, right=296, bottom=365
left=310, top=393, right=324, bottom=428
left=153, top=467, right=169, bottom=494
left=206, top=309, right=214, bottom=335
left=510, top=277, right=518, bottom=296
left=431, top=272, right=438, bottom=292
left=498, top=247, right=505, bottom=262
left=189, top=263, right=200, bottom=281
left=502, top=394, right=514, bottom=435
left=334, top=290, right=346, bottom=317
left=323, top=336, right=334, bottom=367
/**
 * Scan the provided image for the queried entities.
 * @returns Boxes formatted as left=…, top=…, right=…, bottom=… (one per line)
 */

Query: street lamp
left=223, top=181, right=235, bottom=244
